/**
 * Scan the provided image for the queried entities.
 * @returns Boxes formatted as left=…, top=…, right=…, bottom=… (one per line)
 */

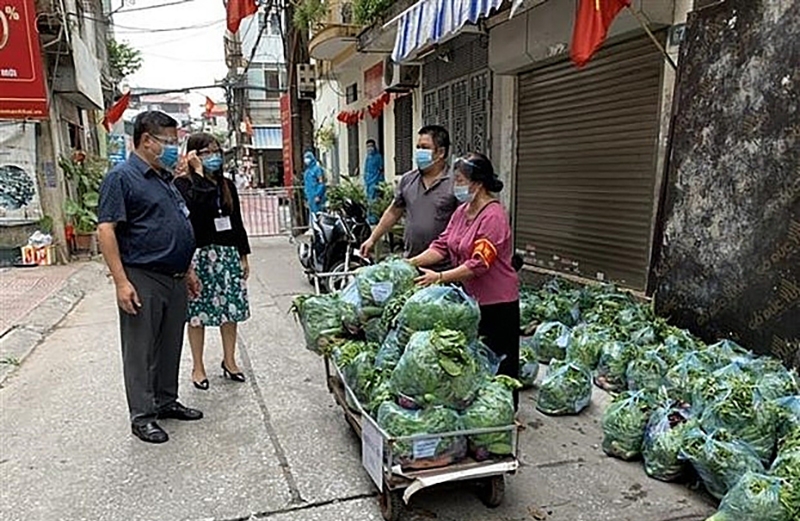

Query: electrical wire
left=114, top=19, right=224, bottom=33
left=139, top=50, right=228, bottom=63
left=110, top=0, right=197, bottom=15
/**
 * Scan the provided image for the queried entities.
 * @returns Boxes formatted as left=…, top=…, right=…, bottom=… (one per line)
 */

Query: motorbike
left=298, top=198, right=372, bottom=293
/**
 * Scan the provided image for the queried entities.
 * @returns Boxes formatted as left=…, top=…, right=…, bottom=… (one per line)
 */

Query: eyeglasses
left=197, top=148, right=221, bottom=157
left=453, top=157, right=479, bottom=171
left=149, top=134, right=179, bottom=146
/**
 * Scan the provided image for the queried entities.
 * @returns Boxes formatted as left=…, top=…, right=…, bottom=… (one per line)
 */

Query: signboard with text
left=280, top=94, right=294, bottom=188
left=0, top=0, right=49, bottom=119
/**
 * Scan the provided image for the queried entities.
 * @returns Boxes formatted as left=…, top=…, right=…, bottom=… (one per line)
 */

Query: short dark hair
left=418, top=125, right=450, bottom=157
left=366, top=139, right=376, bottom=147
left=133, top=111, right=179, bottom=147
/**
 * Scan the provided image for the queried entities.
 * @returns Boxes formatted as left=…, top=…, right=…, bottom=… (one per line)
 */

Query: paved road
left=0, top=264, right=78, bottom=337
left=0, top=238, right=716, bottom=521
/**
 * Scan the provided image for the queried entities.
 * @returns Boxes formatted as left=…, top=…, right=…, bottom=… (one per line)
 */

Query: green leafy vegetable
left=595, top=340, right=641, bottom=392
left=775, top=396, right=800, bottom=440
left=354, top=259, right=418, bottom=314
left=519, top=342, right=539, bottom=389
left=396, top=286, right=480, bottom=346
left=643, top=403, right=695, bottom=481
left=601, top=390, right=654, bottom=461
left=566, top=323, right=609, bottom=371
left=536, top=360, right=593, bottom=416
left=531, top=321, right=572, bottom=364
left=626, top=349, right=669, bottom=393
left=705, top=472, right=795, bottom=521
left=462, top=377, right=520, bottom=460
left=291, top=294, right=349, bottom=355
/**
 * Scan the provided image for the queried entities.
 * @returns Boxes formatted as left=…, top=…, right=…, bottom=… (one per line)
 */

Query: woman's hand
left=186, top=150, right=202, bottom=175
left=241, top=256, right=250, bottom=280
left=415, top=268, right=441, bottom=287
left=186, top=269, right=202, bottom=300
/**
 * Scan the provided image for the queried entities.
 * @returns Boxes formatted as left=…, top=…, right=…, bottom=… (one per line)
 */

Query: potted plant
left=60, top=151, right=107, bottom=253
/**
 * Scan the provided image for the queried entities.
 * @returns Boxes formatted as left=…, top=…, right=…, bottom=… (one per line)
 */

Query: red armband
left=472, top=238, right=498, bottom=267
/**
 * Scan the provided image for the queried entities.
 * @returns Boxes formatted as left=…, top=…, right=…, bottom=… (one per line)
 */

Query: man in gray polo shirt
left=360, top=125, right=458, bottom=261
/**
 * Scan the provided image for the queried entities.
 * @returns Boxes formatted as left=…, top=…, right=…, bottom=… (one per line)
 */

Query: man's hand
left=360, top=238, right=375, bottom=258
left=116, top=279, right=142, bottom=315
left=415, top=268, right=441, bottom=287
left=241, top=256, right=250, bottom=280
left=186, top=271, right=202, bottom=300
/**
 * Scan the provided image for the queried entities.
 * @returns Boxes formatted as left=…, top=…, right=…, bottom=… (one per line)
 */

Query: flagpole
left=625, top=5, right=677, bottom=71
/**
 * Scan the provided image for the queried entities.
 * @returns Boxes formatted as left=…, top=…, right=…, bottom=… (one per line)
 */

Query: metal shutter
left=515, top=33, right=665, bottom=290
left=394, top=94, right=414, bottom=174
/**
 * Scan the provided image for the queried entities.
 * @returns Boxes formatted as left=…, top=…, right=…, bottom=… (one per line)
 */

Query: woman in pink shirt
left=410, top=153, right=520, bottom=409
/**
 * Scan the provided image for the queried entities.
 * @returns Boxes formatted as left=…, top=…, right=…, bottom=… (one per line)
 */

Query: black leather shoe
left=132, top=421, right=169, bottom=444
left=157, top=402, right=204, bottom=421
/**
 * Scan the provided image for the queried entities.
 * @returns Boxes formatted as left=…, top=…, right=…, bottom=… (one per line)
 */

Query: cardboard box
left=21, top=245, right=55, bottom=266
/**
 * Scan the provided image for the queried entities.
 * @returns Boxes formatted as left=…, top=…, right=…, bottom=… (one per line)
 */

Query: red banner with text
left=0, top=0, right=49, bottom=119
left=280, top=94, right=294, bottom=188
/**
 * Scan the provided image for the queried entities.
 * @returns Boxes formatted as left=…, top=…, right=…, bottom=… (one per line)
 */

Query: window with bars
left=346, top=83, right=358, bottom=104
left=347, top=124, right=360, bottom=177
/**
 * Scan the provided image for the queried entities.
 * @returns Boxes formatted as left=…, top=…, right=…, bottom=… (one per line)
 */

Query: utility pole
left=283, top=0, right=315, bottom=233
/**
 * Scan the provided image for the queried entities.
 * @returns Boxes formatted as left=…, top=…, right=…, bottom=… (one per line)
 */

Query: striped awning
left=391, top=0, right=505, bottom=62
left=251, top=127, right=282, bottom=150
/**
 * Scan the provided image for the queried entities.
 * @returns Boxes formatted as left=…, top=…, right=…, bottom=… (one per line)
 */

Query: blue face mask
left=454, top=184, right=473, bottom=203
left=202, top=154, right=223, bottom=174
left=158, top=144, right=180, bottom=171
left=415, top=149, right=434, bottom=171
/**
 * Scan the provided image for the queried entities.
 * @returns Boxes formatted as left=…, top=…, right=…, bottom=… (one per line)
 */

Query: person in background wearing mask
left=303, top=151, right=326, bottom=219
left=359, top=125, right=458, bottom=262
left=364, top=139, right=384, bottom=224
left=174, top=133, right=251, bottom=391
left=97, top=111, right=203, bottom=444
left=409, top=153, right=520, bottom=410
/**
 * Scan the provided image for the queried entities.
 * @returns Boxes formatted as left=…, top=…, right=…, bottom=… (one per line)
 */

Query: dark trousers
left=119, top=267, right=188, bottom=425
left=479, top=300, right=521, bottom=410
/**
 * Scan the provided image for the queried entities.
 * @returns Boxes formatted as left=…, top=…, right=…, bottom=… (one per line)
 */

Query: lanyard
left=215, top=184, right=223, bottom=216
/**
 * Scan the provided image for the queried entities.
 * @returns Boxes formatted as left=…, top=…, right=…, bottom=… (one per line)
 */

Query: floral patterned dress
left=174, top=173, right=251, bottom=328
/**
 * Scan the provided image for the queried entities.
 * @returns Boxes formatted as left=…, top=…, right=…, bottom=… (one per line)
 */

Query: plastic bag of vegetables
left=601, top=390, right=654, bottom=460
left=531, top=321, right=572, bottom=364
left=469, top=340, right=504, bottom=377
left=376, top=401, right=466, bottom=470
left=389, top=327, right=483, bottom=410
left=291, top=294, right=349, bottom=355
left=595, top=340, right=641, bottom=392
left=779, top=427, right=800, bottom=452
left=519, top=344, right=540, bottom=389
left=679, top=427, right=765, bottom=500
left=376, top=330, right=404, bottom=371
left=775, top=396, right=800, bottom=440
left=462, top=376, right=521, bottom=461
left=395, top=285, right=480, bottom=345
left=665, top=352, right=713, bottom=405
left=536, top=360, right=593, bottom=416
left=354, top=259, right=418, bottom=317
left=705, top=472, right=795, bottom=521
left=626, top=350, right=669, bottom=393
left=342, top=350, right=380, bottom=405
left=379, top=286, right=418, bottom=333
left=566, top=323, right=609, bottom=371
left=699, top=383, right=778, bottom=463
left=643, top=403, right=695, bottom=481
left=770, top=447, right=800, bottom=485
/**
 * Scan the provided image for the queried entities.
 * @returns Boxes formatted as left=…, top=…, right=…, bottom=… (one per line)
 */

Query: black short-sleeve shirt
left=98, top=154, right=196, bottom=274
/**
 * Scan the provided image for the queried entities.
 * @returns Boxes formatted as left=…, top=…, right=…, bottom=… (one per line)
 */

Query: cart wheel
left=477, top=475, right=505, bottom=508
left=379, top=488, right=404, bottom=521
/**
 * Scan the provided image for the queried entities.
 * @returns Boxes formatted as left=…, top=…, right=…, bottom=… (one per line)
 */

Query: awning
left=391, top=0, right=505, bottom=62
left=251, top=127, right=282, bottom=150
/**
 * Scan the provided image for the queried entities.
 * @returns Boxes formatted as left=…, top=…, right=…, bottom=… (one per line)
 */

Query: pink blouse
left=429, top=201, right=519, bottom=306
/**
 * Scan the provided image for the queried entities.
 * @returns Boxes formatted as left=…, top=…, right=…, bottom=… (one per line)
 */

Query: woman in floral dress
left=175, top=133, right=251, bottom=389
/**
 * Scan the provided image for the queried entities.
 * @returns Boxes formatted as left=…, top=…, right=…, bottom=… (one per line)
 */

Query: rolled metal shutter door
left=515, top=33, right=666, bottom=290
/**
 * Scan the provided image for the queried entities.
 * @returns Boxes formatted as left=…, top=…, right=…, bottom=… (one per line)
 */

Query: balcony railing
left=307, top=0, right=362, bottom=61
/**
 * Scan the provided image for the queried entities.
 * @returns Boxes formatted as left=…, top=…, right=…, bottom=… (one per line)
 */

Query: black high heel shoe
left=221, top=361, right=246, bottom=382
left=193, top=379, right=209, bottom=390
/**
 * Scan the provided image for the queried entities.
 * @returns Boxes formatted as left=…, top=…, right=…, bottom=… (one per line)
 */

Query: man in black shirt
left=98, top=111, right=203, bottom=444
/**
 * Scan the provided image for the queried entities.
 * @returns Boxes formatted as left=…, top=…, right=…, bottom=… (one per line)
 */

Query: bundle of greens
left=389, top=328, right=483, bottom=410
left=291, top=294, right=349, bottom=355
left=595, top=340, right=641, bottom=392
left=354, top=259, right=418, bottom=317
left=523, top=280, right=581, bottom=327
left=566, top=323, right=610, bottom=371
left=461, top=376, right=520, bottom=460
left=601, top=390, right=654, bottom=461
left=395, top=286, right=481, bottom=345
left=536, top=360, right=593, bottom=416
left=769, top=447, right=800, bottom=518
left=531, top=321, right=572, bottom=364
left=696, top=340, right=749, bottom=371
left=379, top=286, right=418, bottom=333
left=375, top=330, right=404, bottom=371
left=626, top=350, right=669, bottom=393
left=665, top=352, right=713, bottom=406
left=779, top=427, right=800, bottom=453
left=341, top=348, right=380, bottom=405
left=679, top=427, right=765, bottom=500
left=519, top=287, right=544, bottom=330
left=376, top=401, right=466, bottom=469
left=775, top=396, right=800, bottom=440
left=519, top=344, right=540, bottom=389
left=705, top=472, right=795, bottom=521
left=643, top=403, right=694, bottom=481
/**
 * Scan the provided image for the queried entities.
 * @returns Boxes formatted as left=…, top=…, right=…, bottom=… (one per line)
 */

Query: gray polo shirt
left=393, top=168, right=459, bottom=258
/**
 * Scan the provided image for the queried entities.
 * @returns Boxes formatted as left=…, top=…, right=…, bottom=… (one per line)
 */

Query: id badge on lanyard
left=214, top=186, right=232, bottom=232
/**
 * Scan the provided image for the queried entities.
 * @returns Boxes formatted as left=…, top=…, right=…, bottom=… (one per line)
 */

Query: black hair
left=366, top=139, right=376, bottom=146
left=133, top=111, right=178, bottom=147
left=185, top=132, right=233, bottom=213
left=418, top=125, right=450, bottom=158
left=459, top=152, right=504, bottom=193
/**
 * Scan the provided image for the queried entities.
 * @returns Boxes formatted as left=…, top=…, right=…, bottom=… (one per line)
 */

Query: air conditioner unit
left=383, top=57, right=420, bottom=93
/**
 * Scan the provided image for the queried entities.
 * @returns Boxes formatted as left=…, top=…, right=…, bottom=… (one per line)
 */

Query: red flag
left=102, top=91, right=130, bottom=132
left=570, top=0, right=630, bottom=67
left=204, top=96, right=216, bottom=117
left=227, top=0, right=258, bottom=34
left=244, top=116, right=254, bottom=136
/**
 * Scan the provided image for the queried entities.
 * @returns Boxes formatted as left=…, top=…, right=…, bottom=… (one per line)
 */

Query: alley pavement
left=0, top=238, right=716, bottom=521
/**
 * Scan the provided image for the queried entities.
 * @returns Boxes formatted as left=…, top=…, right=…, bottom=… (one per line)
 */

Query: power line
left=139, top=50, right=227, bottom=63
left=110, top=0, right=197, bottom=16
left=114, top=19, right=224, bottom=34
